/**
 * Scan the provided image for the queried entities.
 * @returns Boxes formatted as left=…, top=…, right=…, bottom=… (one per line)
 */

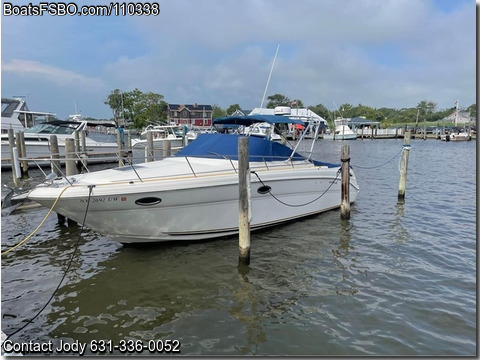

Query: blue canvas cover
left=175, top=133, right=306, bottom=162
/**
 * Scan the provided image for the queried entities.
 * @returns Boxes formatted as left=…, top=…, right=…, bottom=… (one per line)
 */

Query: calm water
left=1, top=139, right=476, bottom=356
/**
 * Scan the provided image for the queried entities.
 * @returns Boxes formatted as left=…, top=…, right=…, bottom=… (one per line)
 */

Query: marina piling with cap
left=398, top=131, right=411, bottom=202
left=238, top=136, right=251, bottom=265
left=340, top=144, right=350, bottom=220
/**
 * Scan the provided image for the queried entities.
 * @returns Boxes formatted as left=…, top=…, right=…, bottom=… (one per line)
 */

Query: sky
left=0, top=0, right=477, bottom=120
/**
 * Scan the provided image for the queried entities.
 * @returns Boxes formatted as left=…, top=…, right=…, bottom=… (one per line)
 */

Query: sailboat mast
left=260, top=44, right=280, bottom=108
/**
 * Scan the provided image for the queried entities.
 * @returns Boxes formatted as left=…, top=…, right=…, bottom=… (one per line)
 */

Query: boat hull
left=27, top=158, right=359, bottom=243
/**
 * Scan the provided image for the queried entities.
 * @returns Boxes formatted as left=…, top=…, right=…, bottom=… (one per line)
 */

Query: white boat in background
left=132, top=124, right=185, bottom=149
left=244, top=122, right=282, bottom=141
left=1, top=97, right=56, bottom=133
left=27, top=114, right=359, bottom=244
left=323, top=119, right=357, bottom=140
left=443, top=131, right=472, bottom=142
left=1, top=119, right=119, bottom=169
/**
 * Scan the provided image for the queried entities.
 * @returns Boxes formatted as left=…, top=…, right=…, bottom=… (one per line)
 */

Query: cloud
left=1, top=0, right=475, bottom=118
left=2, top=59, right=107, bottom=91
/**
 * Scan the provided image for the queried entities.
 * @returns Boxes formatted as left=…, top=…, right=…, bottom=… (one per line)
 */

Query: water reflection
left=231, top=264, right=266, bottom=355
left=388, top=203, right=411, bottom=243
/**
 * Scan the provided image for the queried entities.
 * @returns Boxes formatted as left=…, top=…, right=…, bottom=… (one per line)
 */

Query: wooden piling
left=50, top=135, right=61, bottom=176
left=8, top=129, right=19, bottom=187
left=340, top=144, right=350, bottom=220
left=398, top=131, right=411, bottom=202
left=146, top=131, right=154, bottom=162
left=16, top=131, right=28, bottom=178
left=238, top=136, right=251, bottom=265
left=163, top=139, right=171, bottom=158
left=116, top=128, right=124, bottom=167
left=79, top=130, right=88, bottom=171
left=65, top=138, right=77, bottom=176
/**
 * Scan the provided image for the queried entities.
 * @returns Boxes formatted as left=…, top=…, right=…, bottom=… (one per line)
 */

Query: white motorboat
left=27, top=114, right=359, bottom=244
left=1, top=97, right=56, bottom=134
left=442, top=131, right=472, bottom=142
left=243, top=122, right=283, bottom=141
left=323, top=119, right=357, bottom=140
left=1, top=119, right=120, bottom=169
left=132, top=124, right=185, bottom=149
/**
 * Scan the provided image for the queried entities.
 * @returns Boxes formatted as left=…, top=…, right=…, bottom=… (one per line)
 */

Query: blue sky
left=1, top=0, right=476, bottom=119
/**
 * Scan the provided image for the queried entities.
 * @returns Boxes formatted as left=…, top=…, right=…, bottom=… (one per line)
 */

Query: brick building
left=167, top=103, right=213, bottom=129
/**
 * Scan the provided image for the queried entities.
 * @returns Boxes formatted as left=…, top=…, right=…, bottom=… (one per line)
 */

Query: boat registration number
left=80, top=196, right=126, bottom=203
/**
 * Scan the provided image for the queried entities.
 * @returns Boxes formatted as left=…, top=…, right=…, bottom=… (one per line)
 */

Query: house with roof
left=442, top=110, right=472, bottom=125
left=167, top=103, right=213, bottom=128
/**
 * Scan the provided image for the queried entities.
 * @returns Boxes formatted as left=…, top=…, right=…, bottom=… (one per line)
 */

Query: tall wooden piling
left=398, top=131, right=411, bottom=202
left=50, top=135, right=61, bottom=176
left=238, top=136, right=251, bottom=265
left=146, top=131, right=154, bottom=162
left=16, top=131, right=28, bottom=178
left=8, top=129, right=19, bottom=187
left=116, top=128, right=124, bottom=167
left=65, top=138, right=77, bottom=176
left=65, top=138, right=77, bottom=226
left=340, top=144, right=350, bottom=220
left=79, top=130, right=88, bottom=171
left=163, top=139, right=171, bottom=158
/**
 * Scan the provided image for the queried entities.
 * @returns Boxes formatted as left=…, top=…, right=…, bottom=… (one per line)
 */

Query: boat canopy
left=213, top=114, right=305, bottom=127
left=175, top=133, right=306, bottom=162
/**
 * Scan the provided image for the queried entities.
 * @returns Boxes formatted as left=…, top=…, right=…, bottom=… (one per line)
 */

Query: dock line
left=1, top=185, right=72, bottom=256
left=3, top=185, right=94, bottom=341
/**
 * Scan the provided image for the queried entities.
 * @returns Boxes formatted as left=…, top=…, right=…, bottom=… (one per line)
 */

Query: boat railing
left=175, top=153, right=312, bottom=179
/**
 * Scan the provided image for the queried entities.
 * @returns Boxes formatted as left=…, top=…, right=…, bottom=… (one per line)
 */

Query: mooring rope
left=1, top=185, right=72, bottom=256
left=3, top=185, right=94, bottom=341
left=350, top=147, right=404, bottom=170
left=251, top=169, right=341, bottom=208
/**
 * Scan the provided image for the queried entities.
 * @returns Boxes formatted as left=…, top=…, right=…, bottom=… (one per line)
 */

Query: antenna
left=260, top=44, right=280, bottom=108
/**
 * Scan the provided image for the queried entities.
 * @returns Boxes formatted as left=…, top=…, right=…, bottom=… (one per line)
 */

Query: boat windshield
left=24, top=123, right=77, bottom=135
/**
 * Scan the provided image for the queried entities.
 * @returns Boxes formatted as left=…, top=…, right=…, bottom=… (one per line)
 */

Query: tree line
left=104, top=89, right=476, bottom=129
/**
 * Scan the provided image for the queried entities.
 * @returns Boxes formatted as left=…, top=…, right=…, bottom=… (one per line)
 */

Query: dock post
left=8, top=129, right=19, bottom=187
left=126, top=129, right=133, bottom=164
left=398, top=131, right=411, bottom=202
left=163, top=139, right=171, bottom=158
left=79, top=130, right=88, bottom=171
left=116, top=128, right=124, bottom=167
left=12, top=147, right=22, bottom=184
left=65, top=138, right=77, bottom=176
left=50, top=135, right=65, bottom=224
left=146, top=131, right=154, bottom=162
left=340, top=144, right=351, bottom=220
left=50, top=135, right=61, bottom=176
left=238, top=136, right=251, bottom=265
left=16, top=131, right=29, bottom=178
left=65, top=138, right=77, bottom=226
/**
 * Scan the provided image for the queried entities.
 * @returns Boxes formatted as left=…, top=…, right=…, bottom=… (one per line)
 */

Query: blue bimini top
left=174, top=133, right=306, bottom=162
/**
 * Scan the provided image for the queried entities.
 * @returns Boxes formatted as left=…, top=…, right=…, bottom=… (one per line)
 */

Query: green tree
left=104, top=89, right=124, bottom=126
left=226, top=103, right=241, bottom=115
left=212, top=104, right=226, bottom=119
left=308, top=104, right=331, bottom=120
left=105, top=88, right=167, bottom=129
left=266, top=93, right=291, bottom=108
